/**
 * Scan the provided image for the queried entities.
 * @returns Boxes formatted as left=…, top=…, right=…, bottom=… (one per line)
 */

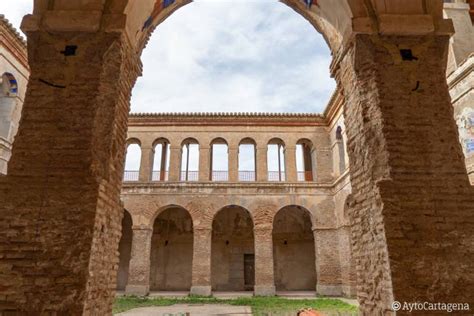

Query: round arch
left=239, top=137, right=257, bottom=146
left=1, top=72, right=19, bottom=97
left=211, top=205, right=255, bottom=291
left=268, top=137, right=285, bottom=146
left=296, top=139, right=315, bottom=181
left=152, top=137, right=171, bottom=148
left=126, top=137, right=142, bottom=147
left=119, top=0, right=351, bottom=54
left=296, top=138, right=313, bottom=148
left=150, top=203, right=191, bottom=225
left=181, top=137, right=199, bottom=146
left=272, top=204, right=316, bottom=291
left=209, top=137, right=228, bottom=146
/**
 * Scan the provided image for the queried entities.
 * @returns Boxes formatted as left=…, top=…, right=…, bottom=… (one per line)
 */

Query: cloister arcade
left=117, top=202, right=320, bottom=294
left=124, top=134, right=321, bottom=183
left=119, top=111, right=353, bottom=298
left=0, top=0, right=473, bottom=315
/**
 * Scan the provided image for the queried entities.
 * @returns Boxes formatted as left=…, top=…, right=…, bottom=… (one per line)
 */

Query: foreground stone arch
left=0, top=0, right=472, bottom=314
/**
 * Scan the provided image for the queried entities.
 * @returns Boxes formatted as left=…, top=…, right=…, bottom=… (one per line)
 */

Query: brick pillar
left=139, top=146, right=153, bottom=182
left=285, top=146, right=297, bottom=182
left=168, top=146, right=182, bottom=181
left=199, top=146, right=210, bottom=181
left=0, top=29, right=141, bottom=313
left=125, top=227, right=153, bottom=296
left=313, top=228, right=342, bottom=296
left=190, top=228, right=212, bottom=296
left=338, top=34, right=474, bottom=314
left=228, top=147, right=239, bottom=182
left=256, top=146, right=267, bottom=182
left=254, top=227, right=275, bottom=296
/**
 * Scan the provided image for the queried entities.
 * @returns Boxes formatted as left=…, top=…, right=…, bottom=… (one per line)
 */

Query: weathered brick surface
left=0, top=30, right=139, bottom=313
left=339, top=34, right=474, bottom=315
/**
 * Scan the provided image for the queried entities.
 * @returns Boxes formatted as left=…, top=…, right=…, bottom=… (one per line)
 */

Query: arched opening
left=150, top=206, right=194, bottom=291
left=210, top=138, right=229, bottom=181
left=336, top=126, right=346, bottom=174
left=273, top=205, right=316, bottom=291
left=0, top=73, right=20, bottom=146
left=211, top=205, right=254, bottom=291
left=296, top=139, right=314, bottom=181
left=124, top=142, right=142, bottom=182
left=116, top=210, right=133, bottom=291
left=181, top=138, right=199, bottom=181
left=152, top=138, right=171, bottom=181
left=267, top=138, right=286, bottom=181
left=1, top=73, right=18, bottom=97
left=238, top=138, right=256, bottom=182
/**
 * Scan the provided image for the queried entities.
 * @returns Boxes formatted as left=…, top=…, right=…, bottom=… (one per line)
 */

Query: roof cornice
left=0, top=15, right=27, bottom=47
left=0, top=15, right=28, bottom=70
left=129, top=112, right=327, bottom=127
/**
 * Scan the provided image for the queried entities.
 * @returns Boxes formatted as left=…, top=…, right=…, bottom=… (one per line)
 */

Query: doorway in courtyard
left=150, top=206, right=194, bottom=291
left=212, top=206, right=255, bottom=291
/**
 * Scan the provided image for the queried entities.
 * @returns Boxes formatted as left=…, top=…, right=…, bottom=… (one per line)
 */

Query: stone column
left=190, top=228, right=212, bottom=296
left=313, top=228, right=342, bottom=296
left=256, top=146, right=268, bottom=182
left=337, top=34, right=474, bottom=314
left=199, top=146, right=211, bottom=181
left=254, top=227, right=275, bottom=296
left=228, top=147, right=239, bottom=182
left=285, top=146, right=297, bottom=182
left=139, top=146, right=153, bottom=182
left=0, top=26, right=141, bottom=313
left=168, top=145, right=182, bottom=181
left=125, top=227, right=153, bottom=296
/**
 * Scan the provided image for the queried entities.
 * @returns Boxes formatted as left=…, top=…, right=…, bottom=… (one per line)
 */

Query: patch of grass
left=114, top=296, right=358, bottom=315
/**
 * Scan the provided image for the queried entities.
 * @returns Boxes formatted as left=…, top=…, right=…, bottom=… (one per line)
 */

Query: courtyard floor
left=114, top=295, right=358, bottom=315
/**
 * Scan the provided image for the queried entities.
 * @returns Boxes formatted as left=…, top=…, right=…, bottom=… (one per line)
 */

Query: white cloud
left=132, top=0, right=336, bottom=114
left=0, top=0, right=336, bottom=114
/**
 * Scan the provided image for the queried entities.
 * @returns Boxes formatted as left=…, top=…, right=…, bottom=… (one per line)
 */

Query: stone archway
left=273, top=205, right=316, bottom=291
left=1, top=0, right=473, bottom=314
left=211, top=205, right=254, bottom=291
left=149, top=206, right=194, bottom=291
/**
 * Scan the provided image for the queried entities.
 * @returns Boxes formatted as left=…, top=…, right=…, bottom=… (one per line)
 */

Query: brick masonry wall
left=339, top=34, right=474, bottom=315
left=0, top=30, right=139, bottom=313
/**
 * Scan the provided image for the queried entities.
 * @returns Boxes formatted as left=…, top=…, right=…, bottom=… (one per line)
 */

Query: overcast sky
left=1, top=0, right=335, bottom=172
left=1, top=0, right=335, bottom=114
